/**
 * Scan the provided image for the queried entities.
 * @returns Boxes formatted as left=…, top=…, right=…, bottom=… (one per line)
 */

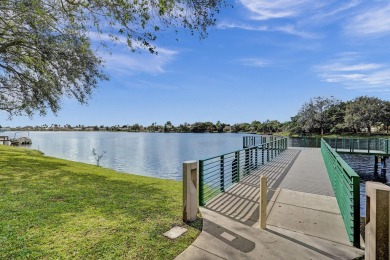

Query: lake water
left=5, top=132, right=247, bottom=180
left=6, top=132, right=385, bottom=216
left=340, top=154, right=390, bottom=217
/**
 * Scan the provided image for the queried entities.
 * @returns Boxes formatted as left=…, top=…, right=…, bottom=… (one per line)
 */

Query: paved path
left=278, top=148, right=334, bottom=196
left=176, top=148, right=364, bottom=260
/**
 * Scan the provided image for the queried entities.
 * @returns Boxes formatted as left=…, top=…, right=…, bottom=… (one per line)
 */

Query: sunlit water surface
left=6, top=132, right=384, bottom=216
left=6, top=132, right=247, bottom=180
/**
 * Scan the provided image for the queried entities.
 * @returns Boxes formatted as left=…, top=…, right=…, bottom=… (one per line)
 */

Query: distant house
left=223, top=125, right=232, bottom=132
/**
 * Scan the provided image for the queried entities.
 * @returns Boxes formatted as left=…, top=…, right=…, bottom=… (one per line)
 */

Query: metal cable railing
left=289, top=137, right=321, bottom=148
left=199, top=137, right=288, bottom=206
left=321, top=138, right=360, bottom=247
left=324, top=137, right=390, bottom=155
left=289, top=136, right=390, bottom=155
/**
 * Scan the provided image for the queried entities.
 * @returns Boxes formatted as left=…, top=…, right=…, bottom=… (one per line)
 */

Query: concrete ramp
left=267, top=189, right=353, bottom=247
left=176, top=148, right=364, bottom=259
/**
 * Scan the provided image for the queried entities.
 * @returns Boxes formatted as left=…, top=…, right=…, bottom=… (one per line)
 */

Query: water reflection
left=6, top=132, right=247, bottom=180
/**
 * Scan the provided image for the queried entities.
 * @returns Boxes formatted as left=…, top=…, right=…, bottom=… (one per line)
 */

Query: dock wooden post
left=183, top=161, right=198, bottom=222
left=365, top=182, right=390, bottom=259
left=259, top=175, right=267, bottom=229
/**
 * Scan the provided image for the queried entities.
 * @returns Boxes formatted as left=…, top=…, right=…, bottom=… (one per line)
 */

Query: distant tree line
left=7, top=95, right=388, bottom=136
left=8, top=120, right=287, bottom=134
left=288, top=96, right=390, bottom=136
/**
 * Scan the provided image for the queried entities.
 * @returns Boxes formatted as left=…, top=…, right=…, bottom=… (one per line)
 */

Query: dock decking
left=176, top=148, right=364, bottom=259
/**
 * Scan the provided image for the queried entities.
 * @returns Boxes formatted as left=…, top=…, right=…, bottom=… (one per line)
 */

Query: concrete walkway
left=176, top=148, right=364, bottom=260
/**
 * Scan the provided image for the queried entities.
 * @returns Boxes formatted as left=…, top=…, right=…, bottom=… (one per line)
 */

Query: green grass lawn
left=0, top=145, right=201, bottom=259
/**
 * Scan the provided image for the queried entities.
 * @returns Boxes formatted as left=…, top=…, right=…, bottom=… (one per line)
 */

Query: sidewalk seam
left=266, top=224, right=354, bottom=247
left=267, top=188, right=281, bottom=216
left=191, top=245, right=228, bottom=260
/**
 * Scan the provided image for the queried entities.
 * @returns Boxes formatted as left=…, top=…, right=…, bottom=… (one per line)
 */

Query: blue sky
left=2, top=0, right=390, bottom=127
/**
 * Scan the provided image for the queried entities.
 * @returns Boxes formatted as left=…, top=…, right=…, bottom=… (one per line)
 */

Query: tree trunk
left=368, top=125, right=371, bottom=136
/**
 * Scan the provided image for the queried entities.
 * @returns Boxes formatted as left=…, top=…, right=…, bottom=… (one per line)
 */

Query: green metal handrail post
left=233, top=151, right=240, bottom=183
left=272, top=141, right=275, bottom=158
left=245, top=149, right=249, bottom=175
left=368, top=139, right=370, bottom=153
left=349, top=139, right=352, bottom=153
left=352, top=175, right=360, bottom=248
left=237, top=151, right=240, bottom=182
left=199, top=160, right=205, bottom=206
left=267, top=143, right=270, bottom=162
left=220, top=155, right=225, bottom=192
left=262, top=145, right=265, bottom=165
left=255, top=147, right=258, bottom=168
left=275, top=140, right=277, bottom=156
left=250, top=147, right=256, bottom=169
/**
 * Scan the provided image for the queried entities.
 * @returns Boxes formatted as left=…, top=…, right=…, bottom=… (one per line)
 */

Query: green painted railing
left=321, top=139, right=360, bottom=247
left=290, top=136, right=390, bottom=155
left=289, top=137, right=322, bottom=148
left=199, top=137, right=288, bottom=206
left=324, top=137, right=390, bottom=155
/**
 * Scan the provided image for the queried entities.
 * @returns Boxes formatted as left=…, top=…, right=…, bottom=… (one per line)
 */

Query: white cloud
left=319, top=63, right=383, bottom=72
left=275, top=25, right=320, bottom=39
left=125, top=80, right=178, bottom=90
left=315, top=0, right=360, bottom=20
left=217, top=22, right=269, bottom=31
left=101, top=47, right=177, bottom=75
left=86, top=31, right=178, bottom=75
left=316, top=55, right=390, bottom=91
left=239, top=58, right=269, bottom=67
left=238, top=0, right=325, bottom=21
left=345, top=4, right=390, bottom=36
left=234, top=0, right=364, bottom=39
left=217, top=22, right=319, bottom=39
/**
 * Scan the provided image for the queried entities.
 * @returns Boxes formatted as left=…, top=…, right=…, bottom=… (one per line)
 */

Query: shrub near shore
left=0, top=145, right=200, bottom=259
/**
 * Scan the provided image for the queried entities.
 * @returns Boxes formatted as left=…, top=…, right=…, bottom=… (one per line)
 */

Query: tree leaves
left=0, top=0, right=225, bottom=116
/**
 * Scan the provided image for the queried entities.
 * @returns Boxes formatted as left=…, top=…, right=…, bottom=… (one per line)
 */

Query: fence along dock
left=178, top=136, right=366, bottom=259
